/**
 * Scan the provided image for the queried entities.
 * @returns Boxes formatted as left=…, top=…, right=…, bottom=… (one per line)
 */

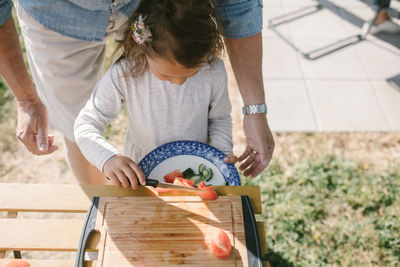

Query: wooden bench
left=0, top=183, right=269, bottom=267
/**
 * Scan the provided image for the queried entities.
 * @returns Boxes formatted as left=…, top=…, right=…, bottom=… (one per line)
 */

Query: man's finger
left=239, top=152, right=256, bottom=171
left=251, top=159, right=268, bottom=177
left=238, top=147, right=252, bottom=162
left=243, top=165, right=255, bottom=177
left=37, top=118, right=49, bottom=151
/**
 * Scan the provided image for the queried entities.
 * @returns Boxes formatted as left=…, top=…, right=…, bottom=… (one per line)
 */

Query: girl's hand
left=103, top=154, right=146, bottom=189
left=224, top=154, right=239, bottom=164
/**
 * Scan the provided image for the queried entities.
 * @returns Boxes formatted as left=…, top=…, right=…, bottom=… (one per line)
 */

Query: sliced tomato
left=173, top=178, right=195, bottom=187
left=151, top=187, right=174, bottom=193
left=196, top=181, right=218, bottom=200
left=211, top=230, right=232, bottom=258
left=3, top=259, right=31, bottom=267
left=163, top=169, right=184, bottom=183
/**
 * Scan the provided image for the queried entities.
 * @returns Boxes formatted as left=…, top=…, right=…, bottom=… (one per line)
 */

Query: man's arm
left=224, top=32, right=275, bottom=177
left=0, top=15, right=57, bottom=154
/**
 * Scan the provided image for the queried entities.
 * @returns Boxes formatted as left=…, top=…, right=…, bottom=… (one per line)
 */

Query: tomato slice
left=163, top=169, right=184, bottom=183
left=211, top=230, right=232, bottom=258
left=3, top=259, right=31, bottom=267
left=196, top=181, right=218, bottom=200
left=151, top=187, right=173, bottom=193
left=173, top=178, right=195, bottom=187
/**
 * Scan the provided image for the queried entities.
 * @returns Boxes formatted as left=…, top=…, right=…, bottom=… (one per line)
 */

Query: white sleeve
left=74, top=65, right=125, bottom=172
left=208, top=60, right=233, bottom=155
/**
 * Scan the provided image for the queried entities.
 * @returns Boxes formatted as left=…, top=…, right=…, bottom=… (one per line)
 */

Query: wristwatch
left=242, top=103, right=267, bottom=115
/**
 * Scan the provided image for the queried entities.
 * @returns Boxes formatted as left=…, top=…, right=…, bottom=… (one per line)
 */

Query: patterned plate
left=138, top=140, right=241, bottom=186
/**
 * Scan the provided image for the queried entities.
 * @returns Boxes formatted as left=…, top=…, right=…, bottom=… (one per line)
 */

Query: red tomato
left=3, top=259, right=31, bottom=267
left=163, top=169, right=184, bottom=183
left=151, top=187, right=173, bottom=193
left=211, top=230, right=232, bottom=258
left=173, top=178, right=195, bottom=187
left=196, top=181, right=218, bottom=200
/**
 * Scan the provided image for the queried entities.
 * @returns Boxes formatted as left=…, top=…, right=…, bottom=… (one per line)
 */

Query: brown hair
left=114, top=0, right=224, bottom=77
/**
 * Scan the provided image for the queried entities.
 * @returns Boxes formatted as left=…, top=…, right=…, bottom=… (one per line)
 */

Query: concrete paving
left=262, top=0, right=400, bottom=131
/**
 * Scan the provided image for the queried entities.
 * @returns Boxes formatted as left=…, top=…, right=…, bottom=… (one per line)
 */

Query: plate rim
left=138, top=140, right=241, bottom=185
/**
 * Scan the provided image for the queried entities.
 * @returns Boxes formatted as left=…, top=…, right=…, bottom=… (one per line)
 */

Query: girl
left=74, top=0, right=237, bottom=189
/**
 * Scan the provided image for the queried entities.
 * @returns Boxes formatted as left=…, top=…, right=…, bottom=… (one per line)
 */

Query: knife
left=146, top=179, right=205, bottom=192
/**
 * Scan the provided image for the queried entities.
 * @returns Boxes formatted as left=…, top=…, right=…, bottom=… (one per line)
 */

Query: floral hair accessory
left=131, top=14, right=152, bottom=46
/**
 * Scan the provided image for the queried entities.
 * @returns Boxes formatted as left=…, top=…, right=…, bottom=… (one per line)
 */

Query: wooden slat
left=257, top=220, right=267, bottom=255
left=0, top=212, right=19, bottom=259
left=0, top=183, right=261, bottom=214
left=0, top=259, right=97, bottom=267
left=0, top=219, right=99, bottom=251
left=0, top=183, right=157, bottom=213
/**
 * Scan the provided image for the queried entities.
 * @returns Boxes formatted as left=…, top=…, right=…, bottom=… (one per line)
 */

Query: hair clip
left=131, top=14, right=152, bottom=46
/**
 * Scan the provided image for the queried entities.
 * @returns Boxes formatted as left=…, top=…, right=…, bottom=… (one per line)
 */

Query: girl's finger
left=122, top=165, right=139, bottom=190
left=224, top=155, right=238, bottom=164
left=128, top=161, right=146, bottom=186
left=116, top=170, right=131, bottom=188
left=107, top=173, right=122, bottom=188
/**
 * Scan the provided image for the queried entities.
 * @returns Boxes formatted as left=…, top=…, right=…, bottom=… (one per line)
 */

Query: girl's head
left=115, top=0, right=224, bottom=85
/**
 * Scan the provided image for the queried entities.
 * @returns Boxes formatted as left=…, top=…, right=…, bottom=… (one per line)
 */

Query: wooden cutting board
left=76, top=196, right=262, bottom=267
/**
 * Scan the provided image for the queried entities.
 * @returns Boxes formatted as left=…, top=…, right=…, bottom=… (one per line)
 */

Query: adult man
left=0, top=0, right=274, bottom=183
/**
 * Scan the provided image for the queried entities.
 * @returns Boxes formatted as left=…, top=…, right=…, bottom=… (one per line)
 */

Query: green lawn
left=243, top=155, right=400, bottom=267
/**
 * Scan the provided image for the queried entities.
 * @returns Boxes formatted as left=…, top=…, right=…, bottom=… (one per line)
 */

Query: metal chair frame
left=268, top=0, right=382, bottom=60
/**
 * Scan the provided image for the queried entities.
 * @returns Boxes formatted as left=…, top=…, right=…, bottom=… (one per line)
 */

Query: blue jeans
left=373, top=0, right=391, bottom=11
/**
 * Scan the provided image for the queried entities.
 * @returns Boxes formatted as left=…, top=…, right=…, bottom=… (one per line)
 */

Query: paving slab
left=306, top=80, right=390, bottom=131
left=264, top=80, right=318, bottom=132
left=262, top=38, right=303, bottom=79
left=284, top=4, right=350, bottom=40
left=355, top=37, right=400, bottom=80
left=372, top=79, right=400, bottom=130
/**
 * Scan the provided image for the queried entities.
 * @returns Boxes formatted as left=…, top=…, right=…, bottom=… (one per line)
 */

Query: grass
left=243, top=155, right=400, bottom=267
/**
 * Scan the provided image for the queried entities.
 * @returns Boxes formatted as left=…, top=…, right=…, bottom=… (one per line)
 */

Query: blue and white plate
left=138, top=141, right=241, bottom=186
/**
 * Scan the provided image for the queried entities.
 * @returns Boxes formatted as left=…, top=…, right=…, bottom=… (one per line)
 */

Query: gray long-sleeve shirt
left=74, top=59, right=233, bottom=172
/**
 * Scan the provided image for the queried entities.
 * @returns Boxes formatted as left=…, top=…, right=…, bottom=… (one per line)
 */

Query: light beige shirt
left=74, top=59, right=232, bottom=171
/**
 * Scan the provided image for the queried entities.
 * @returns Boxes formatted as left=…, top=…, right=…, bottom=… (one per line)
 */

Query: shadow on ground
left=268, top=0, right=400, bottom=60
left=264, top=250, right=295, bottom=267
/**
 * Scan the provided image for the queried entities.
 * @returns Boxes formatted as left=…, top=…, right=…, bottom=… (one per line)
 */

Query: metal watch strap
left=242, top=103, right=267, bottom=115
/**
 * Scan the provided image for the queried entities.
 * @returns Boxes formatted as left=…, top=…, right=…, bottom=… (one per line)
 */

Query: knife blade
left=146, top=179, right=205, bottom=192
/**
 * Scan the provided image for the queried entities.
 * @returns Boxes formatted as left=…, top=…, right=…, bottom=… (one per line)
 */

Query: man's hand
left=103, top=154, right=146, bottom=189
left=16, top=99, right=58, bottom=155
left=238, top=114, right=274, bottom=177
left=1, top=16, right=57, bottom=155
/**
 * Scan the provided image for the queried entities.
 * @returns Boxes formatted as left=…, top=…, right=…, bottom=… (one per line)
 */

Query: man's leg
left=363, top=0, right=399, bottom=35
left=15, top=3, right=107, bottom=184
left=64, top=137, right=106, bottom=184
left=373, top=0, right=391, bottom=24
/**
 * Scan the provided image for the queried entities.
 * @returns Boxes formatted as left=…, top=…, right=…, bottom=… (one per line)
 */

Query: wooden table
left=0, top=183, right=269, bottom=267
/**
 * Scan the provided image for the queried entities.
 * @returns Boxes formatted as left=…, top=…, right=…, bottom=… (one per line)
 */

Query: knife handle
left=146, top=179, right=159, bottom=188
